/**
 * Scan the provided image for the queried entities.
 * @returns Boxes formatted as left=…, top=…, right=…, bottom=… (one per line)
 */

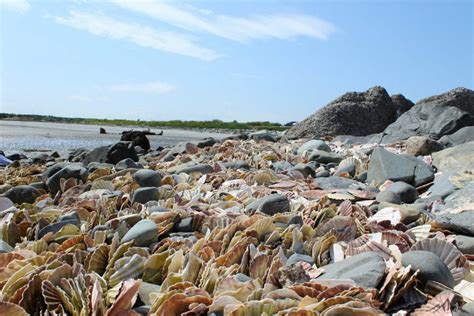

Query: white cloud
left=110, top=0, right=336, bottom=42
left=1, top=0, right=31, bottom=13
left=108, top=81, right=176, bottom=94
left=53, top=11, right=220, bottom=61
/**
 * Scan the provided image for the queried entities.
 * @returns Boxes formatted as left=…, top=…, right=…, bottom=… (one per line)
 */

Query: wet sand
left=0, top=120, right=232, bottom=155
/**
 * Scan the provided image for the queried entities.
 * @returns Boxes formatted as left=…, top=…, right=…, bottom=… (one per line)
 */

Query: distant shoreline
left=0, top=113, right=288, bottom=133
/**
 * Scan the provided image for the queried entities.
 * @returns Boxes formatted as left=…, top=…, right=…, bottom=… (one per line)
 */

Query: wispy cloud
left=108, top=81, right=176, bottom=94
left=110, top=0, right=336, bottom=42
left=1, top=0, right=31, bottom=13
left=53, top=11, right=220, bottom=61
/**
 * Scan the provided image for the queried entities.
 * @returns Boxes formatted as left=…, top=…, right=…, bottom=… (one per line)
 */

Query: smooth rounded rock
left=46, top=165, right=89, bottom=194
left=308, top=150, right=343, bottom=164
left=134, top=169, right=161, bottom=187
left=455, top=235, right=474, bottom=255
left=116, top=158, right=143, bottom=171
left=131, top=187, right=160, bottom=204
left=246, top=194, right=290, bottom=216
left=1, top=185, right=41, bottom=204
left=387, top=182, right=418, bottom=203
left=0, top=197, right=14, bottom=212
left=121, top=219, right=158, bottom=247
left=286, top=254, right=314, bottom=267
left=0, top=240, right=13, bottom=253
left=316, top=252, right=386, bottom=288
left=376, top=190, right=402, bottom=204
left=297, top=139, right=331, bottom=156
left=406, top=136, right=444, bottom=156
left=401, top=251, right=455, bottom=288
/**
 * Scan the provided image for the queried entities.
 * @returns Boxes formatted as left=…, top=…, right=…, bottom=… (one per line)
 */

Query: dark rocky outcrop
left=380, top=87, right=474, bottom=142
left=82, top=142, right=138, bottom=165
left=286, top=86, right=405, bottom=139
left=121, top=131, right=150, bottom=151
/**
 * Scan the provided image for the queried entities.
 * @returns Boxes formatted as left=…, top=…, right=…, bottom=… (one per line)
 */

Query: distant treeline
left=0, top=113, right=287, bottom=131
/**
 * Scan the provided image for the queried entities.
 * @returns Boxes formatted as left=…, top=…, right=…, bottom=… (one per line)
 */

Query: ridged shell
left=109, top=254, right=146, bottom=287
left=406, top=224, right=431, bottom=242
left=315, top=216, right=357, bottom=242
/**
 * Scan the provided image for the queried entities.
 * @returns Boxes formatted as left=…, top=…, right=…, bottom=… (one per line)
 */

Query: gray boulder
left=46, top=165, right=89, bottom=194
left=174, top=164, right=213, bottom=175
left=386, top=182, right=418, bottom=203
left=121, top=219, right=158, bottom=247
left=381, top=87, right=474, bottom=142
left=376, top=190, right=402, bottom=204
left=315, top=177, right=366, bottom=190
left=308, top=150, right=343, bottom=164
left=435, top=211, right=474, bottom=236
left=131, top=187, right=160, bottom=204
left=134, top=169, right=161, bottom=187
left=286, top=86, right=400, bottom=138
left=316, top=252, right=386, bottom=288
left=246, top=194, right=290, bottom=215
left=367, top=147, right=434, bottom=186
left=249, top=130, right=277, bottom=142
left=1, top=185, right=41, bottom=204
left=82, top=142, right=139, bottom=165
left=401, top=251, right=455, bottom=287
left=391, top=93, right=414, bottom=116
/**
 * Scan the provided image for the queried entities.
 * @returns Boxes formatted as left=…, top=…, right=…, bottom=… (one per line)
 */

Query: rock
left=1, top=185, right=41, bottom=204
left=297, top=139, right=331, bottom=156
left=246, top=194, right=290, bottom=215
left=116, top=158, right=143, bottom=171
left=121, top=219, right=158, bottom=247
left=386, top=182, right=418, bottom=203
left=432, top=141, right=474, bottom=173
left=455, top=235, right=474, bottom=255
left=46, top=165, right=89, bottom=194
left=38, top=219, right=80, bottom=239
left=288, top=215, right=304, bottom=226
left=148, top=205, right=170, bottom=213
left=308, top=150, right=343, bottom=164
left=376, top=190, right=402, bottom=204
left=99, top=127, right=107, bottom=134
left=315, top=177, right=366, bottom=190
left=391, top=93, right=414, bottom=116
left=435, top=211, right=474, bottom=236
left=82, top=142, right=139, bottom=165
left=196, top=138, right=216, bottom=148
left=272, top=161, right=293, bottom=172
left=381, top=87, right=474, bottom=142
left=439, top=126, right=474, bottom=147
left=131, top=187, right=160, bottom=204
left=286, top=254, right=314, bottom=267
left=368, top=147, right=434, bottom=186
left=0, top=197, right=14, bottom=212
left=460, top=302, right=474, bottom=315
left=221, top=160, right=251, bottom=170
left=6, top=153, right=27, bottom=161
left=42, top=162, right=71, bottom=182
left=405, top=136, right=444, bottom=156
left=316, top=252, right=386, bottom=288
left=290, top=164, right=316, bottom=178
left=0, top=240, right=13, bottom=253
left=176, top=217, right=193, bottom=232
left=59, top=211, right=81, bottom=226
left=121, top=131, right=150, bottom=152
left=174, top=164, right=214, bottom=175
left=286, top=86, right=400, bottom=138
left=357, top=171, right=368, bottom=182
left=426, top=172, right=459, bottom=199
left=134, top=169, right=161, bottom=187
left=315, top=170, right=330, bottom=178
left=441, top=181, right=474, bottom=212
left=249, top=130, right=277, bottom=142
left=401, top=251, right=455, bottom=288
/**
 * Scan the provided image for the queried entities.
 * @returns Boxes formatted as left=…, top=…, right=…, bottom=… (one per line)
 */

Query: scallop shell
left=91, top=180, right=114, bottom=191
left=315, top=216, right=357, bottom=242
left=406, top=224, right=431, bottom=241
left=412, top=291, right=455, bottom=316
left=0, top=302, right=28, bottom=316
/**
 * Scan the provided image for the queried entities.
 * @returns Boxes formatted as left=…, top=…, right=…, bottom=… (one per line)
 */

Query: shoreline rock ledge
left=286, top=86, right=412, bottom=139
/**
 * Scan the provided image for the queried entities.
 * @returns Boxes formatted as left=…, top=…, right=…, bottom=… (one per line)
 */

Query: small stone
left=308, top=150, right=343, bottom=164
left=246, top=194, right=290, bottom=216
left=288, top=215, right=304, bottom=226
left=121, top=219, right=158, bottom=247
left=116, top=158, right=143, bottom=171
left=334, top=164, right=356, bottom=177
left=174, top=164, right=214, bottom=175
left=316, top=252, right=386, bottom=288
left=271, top=161, right=293, bottom=172
left=222, top=160, right=251, bottom=170
left=1, top=185, right=41, bottom=204
left=46, top=165, right=89, bottom=194
left=176, top=217, right=193, bottom=232
left=0, top=197, right=15, bottom=212
left=405, top=136, right=444, bottom=156
left=297, top=139, right=331, bottom=156
left=315, top=177, right=366, bottom=190
left=148, top=205, right=170, bottom=213
left=131, top=187, right=160, bottom=204
left=134, top=169, right=161, bottom=187
left=401, top=251, right=455, bottom=288
left=38, top=219, right=80, bottom=239
left=368, top=147, right=416, bottom=185
left=386, top=182, right=418, bottom=203
left=455, top=235, right=474, bottom=255
left=315, top=170, right=330, bottom=178
left=376, top=190, right=402, bottom=204
left=249, top=130, right=277, bottom=142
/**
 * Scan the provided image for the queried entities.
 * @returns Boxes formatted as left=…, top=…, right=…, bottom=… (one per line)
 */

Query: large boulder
left=381, top=87, right=474, bottom=142
left=286, top=86, right=401, bottom=138
left=391, top=94, right=414, bottom=116
left=121, top=131, right=150, bottom=151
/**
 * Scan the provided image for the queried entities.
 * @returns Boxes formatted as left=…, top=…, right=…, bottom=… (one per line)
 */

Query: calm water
left=0, top=120, right=231, bottom=155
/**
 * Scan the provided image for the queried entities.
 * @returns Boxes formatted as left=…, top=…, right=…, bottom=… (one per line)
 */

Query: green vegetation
left=0, top=113, right=287, bottom=131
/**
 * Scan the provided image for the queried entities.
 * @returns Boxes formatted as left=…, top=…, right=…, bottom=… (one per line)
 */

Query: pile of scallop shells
left=0, top=137, right=472, bottom=315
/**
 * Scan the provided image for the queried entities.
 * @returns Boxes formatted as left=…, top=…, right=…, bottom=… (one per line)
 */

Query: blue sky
left=1, top=0, right=472, bottom=123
